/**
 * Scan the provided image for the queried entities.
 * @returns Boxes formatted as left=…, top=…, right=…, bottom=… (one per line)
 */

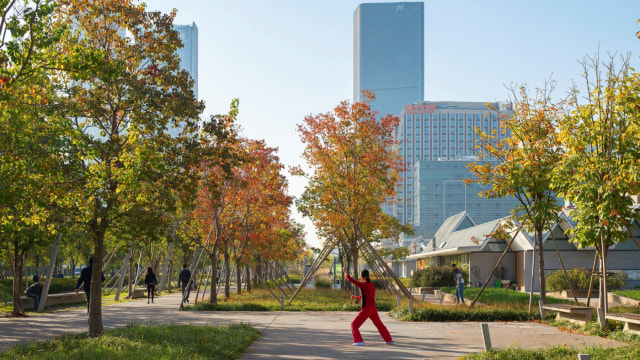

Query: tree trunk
left=236, top=261, right=242, bottom=295
left=209, top=250, right=217, bottom=304
left=351, top=239, right=359, bottom=299
left=88, top=222, right=106, bottom=337
left=224, top=250, right=231, bottom=298
left=246, top=266, right=251, bottom=293
left=9, top=243, right=26, bottom=316
left=536, top=225, right=546, bottom=308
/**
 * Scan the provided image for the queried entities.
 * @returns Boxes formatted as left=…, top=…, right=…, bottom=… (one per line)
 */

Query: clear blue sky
left=144, top=0, right=640, bottom=248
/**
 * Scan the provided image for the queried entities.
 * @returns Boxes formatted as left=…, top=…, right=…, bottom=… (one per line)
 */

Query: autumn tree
left=467, top=83, right=564, bottom=309
left=295, top=92, right=406, bottom=284
left=0, top=0, right=68, bottom=315
left=553, top=53, right=640, bottom=317
left=53, top=0, right=202, bottom=336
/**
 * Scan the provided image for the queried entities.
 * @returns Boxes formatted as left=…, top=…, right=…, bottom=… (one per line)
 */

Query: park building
left=397, top=210, right=640, bottom=291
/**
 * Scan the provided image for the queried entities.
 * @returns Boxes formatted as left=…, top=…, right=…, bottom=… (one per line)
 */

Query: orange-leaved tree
left=295, top=92, right=406, bottom=284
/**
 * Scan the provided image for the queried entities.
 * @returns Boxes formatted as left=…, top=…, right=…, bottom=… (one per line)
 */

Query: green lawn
left=0, top=323, right=260, bottom=360
left=440, top=287, right=572, bottom=311
left=462, top=344, right=640, bottom=360
left=613, top=289, right=640, bottom=301
left=186, top=287, right=397, bottom=312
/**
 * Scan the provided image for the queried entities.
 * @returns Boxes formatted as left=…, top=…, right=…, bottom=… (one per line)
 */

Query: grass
left=440, top=287, right=572, bottom=311
left=613, top=289, right=640, bottom=301
left=185, top=287, right=396, bottom=312
left=462, top=319, right=640, bottom=360
left=461, top=344, right=640, bottom=360
left=0, top=323, right=260, bottom=360
left=389, top=302, right=541, bottom=322
left=0, top=290, right=147, bottom=315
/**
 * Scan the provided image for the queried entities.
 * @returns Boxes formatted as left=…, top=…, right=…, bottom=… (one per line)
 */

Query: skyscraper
left=353, top=2, right=424, bottom=119
left=174, top=22, right=198, bottom=99
left=393, top=101, right=517, bottom=239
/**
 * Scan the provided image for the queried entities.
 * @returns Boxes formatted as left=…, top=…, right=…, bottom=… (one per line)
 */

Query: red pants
left=351, top=306, right=392, bottom=343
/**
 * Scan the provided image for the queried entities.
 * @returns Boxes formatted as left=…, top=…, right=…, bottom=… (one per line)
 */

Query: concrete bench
left=130, top=287, right=147, bottom=299
left=20, top=292, right=87, bottom=309
left=606, top=313, right=640, bottom=334
left=541, top=303, right=594, bottom=324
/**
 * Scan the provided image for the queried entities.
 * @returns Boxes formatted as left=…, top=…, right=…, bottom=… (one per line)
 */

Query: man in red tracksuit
left=346, top=269, right=394, bottom=346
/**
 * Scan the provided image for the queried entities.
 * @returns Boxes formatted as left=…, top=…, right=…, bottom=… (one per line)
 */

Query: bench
left=130, top=287, right=147, bottom=299
left=541, top=303, right=594, bottom=325
left=606, top=313, right=640, bottom=334
left=20, top=292, right=87, bottom=309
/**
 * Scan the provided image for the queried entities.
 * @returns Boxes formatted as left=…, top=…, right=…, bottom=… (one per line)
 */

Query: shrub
left=410, top=267, right=467, bottom=288
left=390, top=305, right=540, bottom=322
left=546, top=268, right=627, bottom=292
left=314, top=278, right=331, bottom=289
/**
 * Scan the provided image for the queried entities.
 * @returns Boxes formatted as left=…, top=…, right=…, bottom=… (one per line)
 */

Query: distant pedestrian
left=25, top=275, right=43, bottom=310
left=451, top=264, right=465, bottom=304
left=346, top=269, right=394, bottom=346
left=74, top=257, right=105, bottom=313
left=145, top=267, right=157, bottom=304
left=56, top=271, right=64, bottom=279
left=178, top=264, right=191, bottom=302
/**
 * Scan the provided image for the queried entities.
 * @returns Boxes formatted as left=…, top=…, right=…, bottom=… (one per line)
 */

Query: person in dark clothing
left=74, top=257, right=105, bottom=313
left=346, top=269, right=394, bottom=346
left=145, top=267, right=157, bottom=304
left=25, top=275, right=43, bottom=310
left=178, top=264, right=191, bottom=302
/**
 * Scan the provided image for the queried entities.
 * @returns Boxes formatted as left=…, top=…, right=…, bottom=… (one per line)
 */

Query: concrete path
left=0, top=292, right=625, bottom=359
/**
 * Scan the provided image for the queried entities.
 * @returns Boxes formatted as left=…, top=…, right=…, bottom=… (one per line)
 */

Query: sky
left=143, top=0, right=640, bottom=248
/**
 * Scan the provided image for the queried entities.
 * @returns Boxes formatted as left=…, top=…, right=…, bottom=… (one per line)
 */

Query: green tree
left=467, top=83, right=565, bottom=310
left=0, top=0, right=66, bottom=315
left=553, top=53, right=640, bottom=318
left=54, top=0, right=202, bottom=336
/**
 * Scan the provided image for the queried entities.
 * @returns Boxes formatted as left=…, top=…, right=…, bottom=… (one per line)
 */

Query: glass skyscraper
left=174, top=22, right=198, bottom=99
left=393, top=101, right=517, bottom=239
left=353, top=2, right=424, bottom=119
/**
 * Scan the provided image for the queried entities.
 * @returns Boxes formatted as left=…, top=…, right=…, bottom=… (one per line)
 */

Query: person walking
left=145, top=267, right=157, bottom=304
left=345, top=269, right=394, bottom=346
left=451, top=263, right=465, bottom=304
left=24, top=275, right=43, bottom=311
left=74, top=257, right=105, bottom=313
left=178, top=264, right=191, bottom=302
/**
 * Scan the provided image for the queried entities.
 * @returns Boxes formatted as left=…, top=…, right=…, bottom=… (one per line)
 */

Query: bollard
left=439, top=292, right=444, bottom=304
left=578, top=354, right=591, bottom=360
left=396, top=295, right=401, bottom=307
left=409, top=300, right=414, bottom=314
left=421, top=293, right=426, bottom=302
left=480, top=323, right=492, bottom=351
left=597, top=308, right=606, bottom=328
left=280, top=295, right=284, bottom=310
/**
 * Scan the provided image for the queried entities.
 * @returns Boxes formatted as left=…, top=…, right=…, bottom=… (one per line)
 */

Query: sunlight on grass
left=0, top=323, right=260, bottom=360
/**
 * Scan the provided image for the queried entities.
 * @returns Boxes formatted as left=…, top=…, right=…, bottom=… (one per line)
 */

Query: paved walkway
left=0, top=292, right=625, bottom=359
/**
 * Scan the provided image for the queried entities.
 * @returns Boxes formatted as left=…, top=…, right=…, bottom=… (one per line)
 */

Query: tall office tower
left=353, top=2, right=424, bottom=119
left=174, top=22, right=198, bottom=99
left=393, top=101, right=515, bottom=237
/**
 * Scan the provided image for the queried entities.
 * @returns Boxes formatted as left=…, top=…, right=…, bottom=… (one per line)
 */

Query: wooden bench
left=541, top=303, right=594, bottom=324
left=20, top=292, right=87, bottom=309
left=606, top=313, right=640, bottom=334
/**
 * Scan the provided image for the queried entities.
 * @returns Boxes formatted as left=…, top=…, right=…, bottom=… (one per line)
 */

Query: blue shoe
left=386, top=341, right=395, bottom=345
left=352, top=342, right=365, bottom=346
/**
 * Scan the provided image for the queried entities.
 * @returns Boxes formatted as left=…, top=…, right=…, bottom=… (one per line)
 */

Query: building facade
left=353, top=2, right=424, bottom=119
left=392, top=101, right=516, bottom=238
left=174, top=22, right=198, bottom=99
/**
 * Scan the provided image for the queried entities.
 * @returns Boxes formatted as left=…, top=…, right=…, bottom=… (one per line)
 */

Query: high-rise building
left=174, top=22, right=198, bottom=99
left=353, top=2, right=424, bottom=119
left=393, top=101, right=517, bottom=238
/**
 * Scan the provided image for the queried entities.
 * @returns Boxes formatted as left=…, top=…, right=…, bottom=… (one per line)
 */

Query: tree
left=553, top=52, right=640, bottom=318
left=54, top=0, right=202, bottom=336
left=0, top=0, right=66, bottom=316
left=467, top=83, right=565, bottom=310
left=295, top=92, right=407, bottom=284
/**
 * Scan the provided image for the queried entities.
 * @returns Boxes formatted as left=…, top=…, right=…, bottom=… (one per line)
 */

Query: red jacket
left=346, top=274, right=376, bottom=309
